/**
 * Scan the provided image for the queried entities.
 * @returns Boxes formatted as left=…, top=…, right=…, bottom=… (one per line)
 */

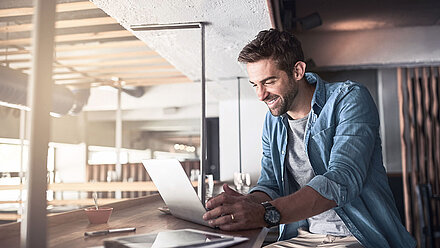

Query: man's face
left=247, top=59, right=298, bottom=116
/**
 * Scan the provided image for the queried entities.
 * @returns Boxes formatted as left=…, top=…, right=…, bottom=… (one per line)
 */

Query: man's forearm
left=247, top=191, right=272, bottom=203
left=271, top=186, right=337, bottom=224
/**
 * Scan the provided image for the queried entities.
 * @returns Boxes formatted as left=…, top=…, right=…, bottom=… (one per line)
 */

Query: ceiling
left=295, top=0, right=440, bottom=32
left=92, top=0, right=440, bottom=77
left=1, top=0, right=439, bottom=147
left=2, top=0, right=439, bottom=87
left=0, top=0, right=191, bottom=88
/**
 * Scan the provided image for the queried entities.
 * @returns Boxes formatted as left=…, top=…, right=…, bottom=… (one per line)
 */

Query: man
left=202, top=29, right=416, bottom=248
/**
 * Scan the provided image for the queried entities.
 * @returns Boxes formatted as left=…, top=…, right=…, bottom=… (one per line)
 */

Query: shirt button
left=282, top=151, right=285, bottom=154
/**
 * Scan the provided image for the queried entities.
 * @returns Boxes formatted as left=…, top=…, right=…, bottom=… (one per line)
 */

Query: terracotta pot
left=84, top=207, right=113, bottom=224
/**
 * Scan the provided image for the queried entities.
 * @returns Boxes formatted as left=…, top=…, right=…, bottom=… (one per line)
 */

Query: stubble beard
left=268, top=77, right=297, bottom=117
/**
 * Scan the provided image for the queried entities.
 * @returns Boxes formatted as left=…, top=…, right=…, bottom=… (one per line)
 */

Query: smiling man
left=202, top=29, right=416, bottom=248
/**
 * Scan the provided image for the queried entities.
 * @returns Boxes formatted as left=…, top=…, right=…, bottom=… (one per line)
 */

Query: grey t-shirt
left=285, top=115, right=351, bottom=236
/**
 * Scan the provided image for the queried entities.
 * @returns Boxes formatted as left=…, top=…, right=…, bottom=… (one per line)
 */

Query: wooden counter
left=0, top=194, right=268, bottom=248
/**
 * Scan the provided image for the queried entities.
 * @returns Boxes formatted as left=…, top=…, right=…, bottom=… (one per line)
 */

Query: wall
left=377, top=68, right=402, bottom=173
left=218, top=93, right=267, bottom=183
left=0, top=107, right=84, bottom=143
left=54, top=143, right=87, bottom=183
left=298, top=26, right=440, bottom=69
left=50, top=114, right=84, bottom=144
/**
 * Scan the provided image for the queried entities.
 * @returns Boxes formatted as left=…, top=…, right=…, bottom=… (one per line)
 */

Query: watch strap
left=261, top=201, right=274, bottom=210
left=261, top=201, right=281, bottom=227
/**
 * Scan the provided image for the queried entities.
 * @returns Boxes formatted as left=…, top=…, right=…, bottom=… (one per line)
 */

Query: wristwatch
left=261, top=201, right=281, bottom=227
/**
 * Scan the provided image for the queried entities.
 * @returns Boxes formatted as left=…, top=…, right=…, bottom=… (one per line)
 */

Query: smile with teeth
left=266, top=96, right=279, bottom=106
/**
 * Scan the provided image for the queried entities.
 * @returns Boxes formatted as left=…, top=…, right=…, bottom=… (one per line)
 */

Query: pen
left=84, top=227, right=136, bottom=237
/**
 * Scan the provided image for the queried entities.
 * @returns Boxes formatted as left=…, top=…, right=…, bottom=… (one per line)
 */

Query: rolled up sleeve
left=249, top=112, right=282, bottom=200
left=307, top=84, right=379, bottom=207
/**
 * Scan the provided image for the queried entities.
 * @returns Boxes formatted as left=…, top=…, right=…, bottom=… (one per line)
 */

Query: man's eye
left=252, top=84, right=257, bottom=87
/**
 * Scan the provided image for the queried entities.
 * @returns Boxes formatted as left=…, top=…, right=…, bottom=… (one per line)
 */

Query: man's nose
left=256, top=85, right=268, bottom=101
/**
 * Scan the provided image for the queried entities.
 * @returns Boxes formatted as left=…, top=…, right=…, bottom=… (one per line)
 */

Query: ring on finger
left=230, top=214, right=235, bottom=221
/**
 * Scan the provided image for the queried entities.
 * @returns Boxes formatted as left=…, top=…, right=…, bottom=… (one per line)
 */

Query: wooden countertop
left=0, top=194, right=268, bottom=248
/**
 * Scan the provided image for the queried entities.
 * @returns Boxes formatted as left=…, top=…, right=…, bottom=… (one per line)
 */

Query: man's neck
left=287, top=78, right=316, bottom=119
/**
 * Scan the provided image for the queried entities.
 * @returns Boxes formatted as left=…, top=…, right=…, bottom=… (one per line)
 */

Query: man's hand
left=202, top=184, right=266, bottom=231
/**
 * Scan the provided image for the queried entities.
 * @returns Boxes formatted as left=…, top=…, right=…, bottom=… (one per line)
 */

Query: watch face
left=265, top=209, right=280, bottom=224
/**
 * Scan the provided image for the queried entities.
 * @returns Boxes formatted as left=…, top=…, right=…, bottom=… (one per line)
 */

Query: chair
left=416, top=184, right=440, bottom=248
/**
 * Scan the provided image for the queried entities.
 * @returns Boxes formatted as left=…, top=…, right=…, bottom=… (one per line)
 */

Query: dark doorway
left=206, top=118, right=220, bottom=180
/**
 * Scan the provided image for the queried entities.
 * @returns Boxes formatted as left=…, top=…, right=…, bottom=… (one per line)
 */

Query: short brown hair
left=238, top=29, right=304, bottom=77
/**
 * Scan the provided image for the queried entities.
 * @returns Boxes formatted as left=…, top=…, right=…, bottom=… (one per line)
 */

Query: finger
left=223, top=184, right=242, bottom=197
left=205, top=192, right=236, bottom=209
left=206, top=213, right=236, bottom=227
left=203, top=205, right=230, bottom=221
left=205, top=193, right=222, bottom=210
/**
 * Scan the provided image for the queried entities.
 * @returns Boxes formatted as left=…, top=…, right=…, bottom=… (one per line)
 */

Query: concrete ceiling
left=91, top=0, right=272, bottom=81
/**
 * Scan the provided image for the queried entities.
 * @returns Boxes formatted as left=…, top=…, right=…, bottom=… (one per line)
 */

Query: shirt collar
left=305, top=72, right=326, bottom=117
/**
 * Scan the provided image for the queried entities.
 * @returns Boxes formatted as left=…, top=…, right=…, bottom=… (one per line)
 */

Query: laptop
left=142, top=159, right=210, bottom=227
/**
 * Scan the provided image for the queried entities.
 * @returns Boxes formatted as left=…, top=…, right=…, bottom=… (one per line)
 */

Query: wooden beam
left=123, top=76, right=193, bottom=86
left=56, top=57, right=167, bottom=67
left=0, top=49, right=29, bottom=56
left=56, top=40, right=145, bottom=52
left=1, top=50, right=158, bottom=63
left=55, top=40, right=148, bottom=52
left=15, top=57, right=167, bottom=70
left=55, top=75, right=192, bottom=87
left=0, top=1, right=97, bottom=18
left=54, top=71, right=185, bottom=80
left=0, top=30, right=133, bottom=46
left=0, top=200, right=20, bottom=204
left=0, top=213, right=20, bottom=221
left=0, top=17, right=118, bottom=33
left=56, top=50, right=158, bottom=60
left=52, top=65, right=175, bottom=74
left=0, top=40, right=146, bottom=56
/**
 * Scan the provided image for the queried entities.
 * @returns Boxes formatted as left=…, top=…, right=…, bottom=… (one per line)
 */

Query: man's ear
left=293, top=61, right=306, bottom=81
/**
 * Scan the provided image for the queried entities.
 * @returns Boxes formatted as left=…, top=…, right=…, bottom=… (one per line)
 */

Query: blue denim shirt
left=250, top=73, right=416, bottom=248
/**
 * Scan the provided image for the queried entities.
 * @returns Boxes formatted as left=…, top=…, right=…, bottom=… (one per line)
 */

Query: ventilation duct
left=0, top=65, right=88, bottom=116
left=70, top=88, right=91, bottom=115
left=117, top=85, right=146, bottom=98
